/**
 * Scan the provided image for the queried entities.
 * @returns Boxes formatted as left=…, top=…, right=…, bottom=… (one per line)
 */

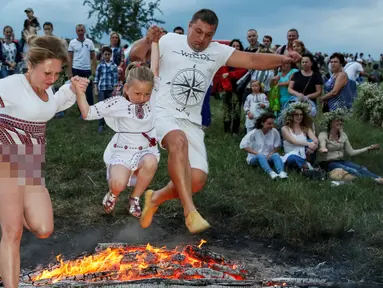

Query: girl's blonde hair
left=250, top=80, right=264, bottom=93
left=125, top=61, right=154, bottom=86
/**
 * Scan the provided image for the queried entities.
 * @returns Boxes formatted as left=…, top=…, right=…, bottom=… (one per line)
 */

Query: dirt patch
left=19, top=216, right=356, bottom=286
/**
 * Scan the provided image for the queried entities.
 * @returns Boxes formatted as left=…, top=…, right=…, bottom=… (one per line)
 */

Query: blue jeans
left=51, top=87, right=65, bottom=118
left=0, top=66, right=15, bottom=79
left=201, top=85, right=211, bottom=127
left=249, top=153, right=284, bottom=174
left=349, top=80, right=357, bottom=107
left=72, top=68, right=94, bottom=106
left=98, top=90, right=113, bottom=127
left=327, top=160, right=380, bottom=179
left=285, top=154, right=307, bottom=170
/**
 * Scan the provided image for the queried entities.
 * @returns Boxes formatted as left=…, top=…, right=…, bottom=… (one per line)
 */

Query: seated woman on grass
left=281, top=102, right=318, bottom=172
left=318, top=109, right=383, bottom=184
left=240, top=112, right=288, bottom=180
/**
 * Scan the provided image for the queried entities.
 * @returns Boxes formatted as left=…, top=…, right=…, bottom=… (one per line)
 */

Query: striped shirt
left=250, top=69, right=275, bottom=92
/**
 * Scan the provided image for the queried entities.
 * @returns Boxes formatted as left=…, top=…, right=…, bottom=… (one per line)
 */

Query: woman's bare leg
left=0, top=174, right=24, bottom=288
left=23, top=185, right=54, bottom=239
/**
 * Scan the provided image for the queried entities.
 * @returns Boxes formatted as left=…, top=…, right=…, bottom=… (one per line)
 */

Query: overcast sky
left=1, top=0, right=382, bottom=58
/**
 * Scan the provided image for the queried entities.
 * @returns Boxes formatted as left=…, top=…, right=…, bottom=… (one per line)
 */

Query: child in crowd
left=369, top=64, right=382, bottom=84
left=244, top=80, right=269, bottom=133
left=94, top=46, right=119, bottom=133
left=112, top=65, right=130, bottom=97
left=74, top=36, right=161, bottom=218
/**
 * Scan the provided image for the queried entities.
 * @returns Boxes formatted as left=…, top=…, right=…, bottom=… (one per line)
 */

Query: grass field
left=45, top=97, right=383, bottom=281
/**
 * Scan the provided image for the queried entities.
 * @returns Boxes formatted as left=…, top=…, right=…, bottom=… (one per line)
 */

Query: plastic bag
left=268, top=85, right=280, bottom=112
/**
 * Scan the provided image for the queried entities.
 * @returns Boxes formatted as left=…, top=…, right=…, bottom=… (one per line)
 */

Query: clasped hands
left=70, top=76, right=90, bottom=93
left=146, top=25, right=164, bottom=43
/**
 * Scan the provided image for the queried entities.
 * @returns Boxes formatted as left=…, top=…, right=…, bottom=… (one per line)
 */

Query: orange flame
left=30, top=240, right=244, bottom=284
left=198, top=239, right=207, bottom=248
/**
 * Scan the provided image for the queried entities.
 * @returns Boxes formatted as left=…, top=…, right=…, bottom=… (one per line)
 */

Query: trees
left=83, top=0, right=164, bottom=43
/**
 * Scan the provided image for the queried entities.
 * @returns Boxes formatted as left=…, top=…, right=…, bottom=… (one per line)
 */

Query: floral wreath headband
left=319, top=108, right=349, bottom=131
left=282, top=102, right=310, bottom=121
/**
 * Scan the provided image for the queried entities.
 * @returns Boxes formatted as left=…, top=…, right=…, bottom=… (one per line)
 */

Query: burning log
left=184, top=245, right=229, bottom=265
left=31, top=270, right=120, bottom=285
left=181, top=268, right=236, bottom=280
left=120, top=251, right=141, bottom=263
left=210, top=263, right=248, bottom=278
left=94, top=243, right=147, bottom=252
left=142, top=251, right=158, bottom=264
left=18, top=241, right=250, bottom=286
left=171, top=253, right=186, bottom=263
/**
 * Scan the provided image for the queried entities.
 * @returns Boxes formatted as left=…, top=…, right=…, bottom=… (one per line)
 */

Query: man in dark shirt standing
left=23, top=8, right=40, bottom=33
left=245, top=29, right=261, bottom=53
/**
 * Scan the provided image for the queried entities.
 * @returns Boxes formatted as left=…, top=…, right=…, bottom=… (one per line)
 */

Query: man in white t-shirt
left=344, top=58, right=370, bottom=105
left=67, top=24, right=97, bottom=106
left=128, top=9, right=301, bottom=234
left=43, top=21, right=69, bottom=117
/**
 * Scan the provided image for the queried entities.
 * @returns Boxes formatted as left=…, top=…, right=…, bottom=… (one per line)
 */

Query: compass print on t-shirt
left=170, top=64, right=206, bottom=108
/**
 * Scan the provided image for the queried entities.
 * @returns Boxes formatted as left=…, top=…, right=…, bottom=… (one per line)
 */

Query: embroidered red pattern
left=0, top=97, right=4, bottom=108
left=0, top=114, right=46, bottom=145
left=135, top=104, right=144, bottom=119
left=142, top=132, right=157, bottom=147
left=0, top=129, right=15, bottom=145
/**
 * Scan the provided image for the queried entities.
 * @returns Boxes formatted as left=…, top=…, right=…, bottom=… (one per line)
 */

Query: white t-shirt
left=124, top=46, right=132, bottom=61
left=0, top=74, right=76, bottom=123
left=154, top=33, right=235, bottom=125
left=239, top=128, right=281, bottom=164
left=344, top=62, right=363, bottom=82
left=68, top=38, right=95, bottom=70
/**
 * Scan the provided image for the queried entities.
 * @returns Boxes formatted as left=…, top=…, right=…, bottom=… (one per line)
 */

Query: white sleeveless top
left=282, top=127, right=307, bottom=163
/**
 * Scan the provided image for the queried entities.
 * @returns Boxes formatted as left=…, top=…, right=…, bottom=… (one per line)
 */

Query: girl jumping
left=75, top=39, right=161, bottom=218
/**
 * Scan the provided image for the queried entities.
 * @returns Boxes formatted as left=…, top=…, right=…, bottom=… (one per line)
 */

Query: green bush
left=353, top=82, right=383, bottom=126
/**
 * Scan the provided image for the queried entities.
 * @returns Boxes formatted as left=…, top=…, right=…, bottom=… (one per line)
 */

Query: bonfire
left=12, top=240, right=253, bottom=287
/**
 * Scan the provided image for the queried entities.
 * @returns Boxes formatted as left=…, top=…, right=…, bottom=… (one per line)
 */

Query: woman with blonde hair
left=292, top=40, right=308, bottom=55
left=0, top=33, right=89, bottom=287
left=281, top=102, right=318, bottom=171
left=109, top=31, right=125, bottom=81
left=291, top=40, right=310, bottom=70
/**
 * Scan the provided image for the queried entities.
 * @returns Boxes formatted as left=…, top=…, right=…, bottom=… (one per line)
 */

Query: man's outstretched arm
left=129, top=38, right=151, bottom=62
left=129, top=26, right=162, bottom=62
left=226, top=50, right=301, bottom=71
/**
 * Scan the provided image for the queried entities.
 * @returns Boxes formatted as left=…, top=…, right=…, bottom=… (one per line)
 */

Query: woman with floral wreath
left=318, top=109, right=383, bottom=184
left=281, top=102, right=318, bottom=172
